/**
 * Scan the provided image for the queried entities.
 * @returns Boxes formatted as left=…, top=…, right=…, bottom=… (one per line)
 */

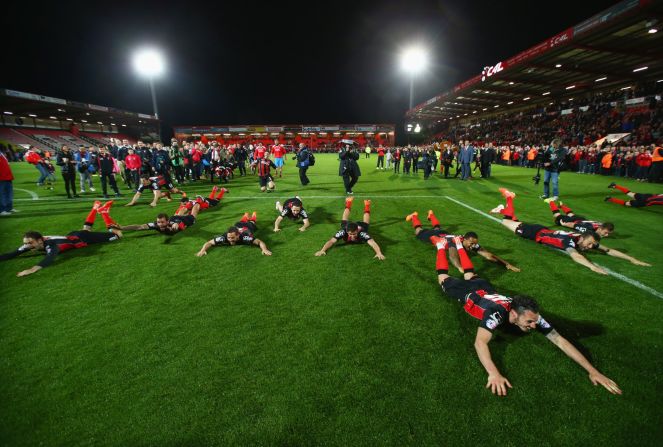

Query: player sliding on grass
left=125, top=174, right=186, bottom=207
left=546, top=200, right=614, bottom=237
left=605, top=182, right=663, bottom=208
left=433, top=235, right=622, bottom=396
left=315, top=197, right=385, bottom=260
left=274, top=196, right=310, bottom=232
left=115, top=186, right=226, bottom=236
left=196, top=211, right=272, bottom=256
left=406, top=209, right=520, bottom=272
left=0, top=201, right=122, bottom=277
left=490, top=188, right=649, bottom=275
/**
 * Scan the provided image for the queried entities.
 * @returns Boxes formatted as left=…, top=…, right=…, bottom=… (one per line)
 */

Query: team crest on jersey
left=485, top=311, right=503, bottom=330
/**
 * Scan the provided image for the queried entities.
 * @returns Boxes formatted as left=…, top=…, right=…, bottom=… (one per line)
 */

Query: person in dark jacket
left=339, top=144, right=361, bottom=194
left=441, top=146, right=454, bottom=178
left=482, top=143, right=497, bottom=179
left=97, top=146, right=121, bottom=198
left=295, top=143, right=311, bottom=185
left=235, top=145, right=248, bottom=176
left=56, top=145, right=79, bottom=198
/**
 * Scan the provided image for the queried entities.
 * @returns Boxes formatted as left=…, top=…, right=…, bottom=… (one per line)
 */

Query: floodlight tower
left=400, top=46, right=428, bottom=109
left=132, top=48, right=165, bottom=139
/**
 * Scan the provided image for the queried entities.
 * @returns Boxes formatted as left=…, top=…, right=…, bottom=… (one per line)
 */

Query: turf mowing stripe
left=443, top=195, right=663, bottom=301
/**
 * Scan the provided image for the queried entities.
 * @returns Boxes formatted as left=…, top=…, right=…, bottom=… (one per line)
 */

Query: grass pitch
left=1, top=155, right=662, bottom=446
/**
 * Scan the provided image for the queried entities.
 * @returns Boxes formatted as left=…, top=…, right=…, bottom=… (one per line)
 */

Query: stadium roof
left=406, top=0, right=663, bottom=122
left=0, top=88, right=158, bottom=127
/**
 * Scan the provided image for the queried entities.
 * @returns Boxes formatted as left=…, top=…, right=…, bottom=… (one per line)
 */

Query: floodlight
left=401, top=47, right=428, bottom=74
left=132, top=48, right=165, bottom=78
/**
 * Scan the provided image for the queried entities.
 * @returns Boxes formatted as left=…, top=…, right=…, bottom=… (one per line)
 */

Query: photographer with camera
left=339, top=142, right=361, bottom=194
left=538, top=138, right=567, bottom=201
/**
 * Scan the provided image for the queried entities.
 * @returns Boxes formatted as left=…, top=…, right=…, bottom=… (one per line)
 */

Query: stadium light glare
left=565, top=85, right=575, bottom=90
left=555, top=64, right=562, bottom=68
left=542, top=91, right=550, bottom=95
left=66, top=118, right=73, bottom=121
left=81, top=120, right=87, bottom=123
left=648, top=28, right=658, bottom=34
left=523, top=97, right=530, bottom=101
left=595, top=77, right=607, bottom=82
left=49, top=116, right=57, bottom=119
left=507, top=101, right=514, bottom=105
left=28, top=114, right=37, bottom=117
left=508, top=81, right=514, bottom=85
left=121, top=124, right=127, bottom=127
left=133, top=48, right=165, bottom=78
left=3, top=111, right=12, bottom=115
left=400, top=46, right=429, bottom=109
left=633, top=66, right=648, bottom=72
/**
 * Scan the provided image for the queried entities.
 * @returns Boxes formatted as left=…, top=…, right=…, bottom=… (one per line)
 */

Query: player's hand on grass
left=196, top=249, right=207, bottom=257
left=506, top=264, right=520, bottom=272
left=262, top=249, right=272, bottom=256
left=298, top=227, right=307, bottom=232
left=589, top=372, right=622, bottom=395
left=124, top=203, right=134, bottom=207
left=315, top=250, right=326, bottom=257
left=273, top=228, right=281, bottom=232
left=374, top=253, right=386, bottom=260
left=486, top=373, right=512, bottom=396
left=149, top=203, right=158, bottom=207
left=17, top=266, right=40, bottom=277
left=631, top=259, right=651, bottom=267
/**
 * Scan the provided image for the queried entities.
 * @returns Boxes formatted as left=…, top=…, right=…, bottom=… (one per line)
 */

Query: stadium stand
left=0, top=127, right=49, bottom=151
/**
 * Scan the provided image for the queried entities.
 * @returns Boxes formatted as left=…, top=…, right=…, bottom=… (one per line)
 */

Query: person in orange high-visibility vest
left=648, top=145, right=663, bottom=183
left=601, top=152, right=613, bottom=176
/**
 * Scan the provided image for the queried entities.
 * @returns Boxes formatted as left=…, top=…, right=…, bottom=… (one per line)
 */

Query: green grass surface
left=1, top=156, right=662, bottom=446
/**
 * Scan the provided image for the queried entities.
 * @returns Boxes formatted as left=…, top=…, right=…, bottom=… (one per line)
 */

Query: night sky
left=2, top=0, right=617, bottom=135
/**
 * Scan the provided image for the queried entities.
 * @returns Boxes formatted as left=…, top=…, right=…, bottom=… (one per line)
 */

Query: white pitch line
left=15, top=189, right=39, bottom=200
left=443, top=195, right=663, bottom=300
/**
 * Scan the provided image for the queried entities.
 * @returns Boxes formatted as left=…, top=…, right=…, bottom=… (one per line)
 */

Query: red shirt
left=125, top=154, right=142, bottom=170
left=377, top=147, right=385, bottom=156
left=0, top=153, right=13, bottom=181
left=271, top=145, right=285, bottom=158
left=636, top=153, right=652, bottom=167
left=254, top=146, right=266, bottom=159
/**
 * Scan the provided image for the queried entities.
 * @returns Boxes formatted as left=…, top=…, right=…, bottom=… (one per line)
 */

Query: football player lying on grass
left=196, top=211, right=272, bottom=256
left=274, top=196, right=310, bottom=232
left=434, top=235, right=622, bottom=397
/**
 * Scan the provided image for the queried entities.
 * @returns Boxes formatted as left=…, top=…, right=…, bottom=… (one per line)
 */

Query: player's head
left=597, top=222, right=614, bottom=237
left=462, top=231, right=479, bottom=249
left=577, top=232, right=599, bottom=251
left=226, top=226, right=240, bottom=243
left=509, top=295, right=540, bottom=332
left=23, top=231, right=45, bottom=250
left=140, top=175, right=151, bottom=185
left=274, top=139, right=279, bottom=145
left=156, top=213, right=170, bottom=230
left=290, top=203, right=302, bottom=216
left=346, top=222, right=359, bottom=241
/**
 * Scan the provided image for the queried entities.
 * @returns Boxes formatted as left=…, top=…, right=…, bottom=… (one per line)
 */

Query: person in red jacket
left=376, top=145, right=385, bottom=169
left=0, top=150, right=15, bottom=215
left=123, top=148, right=142, bottom=190
left=635, top=149, right=652, bottom=181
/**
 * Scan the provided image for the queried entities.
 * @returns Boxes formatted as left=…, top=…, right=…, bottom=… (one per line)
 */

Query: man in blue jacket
left=459, top=139, right=475, bottom=180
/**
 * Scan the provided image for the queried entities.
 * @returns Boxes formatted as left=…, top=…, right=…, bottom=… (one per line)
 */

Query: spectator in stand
left=0, top=149, right=14, bottom=216
left=97, top=146, right=121, bottom=198
left=56, top=145, right=79, bottom=199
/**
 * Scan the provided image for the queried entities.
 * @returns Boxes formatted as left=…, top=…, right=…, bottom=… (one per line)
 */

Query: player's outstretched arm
left=253, top=238, right=272, bottom=256
left=596, top=245, right=651, bottom=266
left=568, top=249, right=608, bottom=275
left=299, top=218, right=310, bottom=232
left=125, top=191, right=142, bottom=206
left=196, top=240, right=215, bottom=257
left=116, top=223, right=151, bottom=231
left=545, top=329, right=622, bottom=395
left=367, top=239, right=386, bottom=260
left=315, top=238, right=337, bottom=256
left=477, top=248, right=520, bottom=272
left=0, top=246, right=31, bottom=262
left=273, top=216, right=284, bottom=232
left=474, top=327, right=512, bottom=396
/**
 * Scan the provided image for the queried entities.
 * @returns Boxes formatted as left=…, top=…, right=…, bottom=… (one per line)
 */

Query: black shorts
left=68, top=230, right=119, bottom=244
left=441, top=277, right=495, bottom=303
left=178, top=215, right=196, bottom=228
left=558, top=215, right=585, bottom=224
left=415, top=228, right=447, bottom=243
left=515, top=223, right=546, bottom=241
left=630, top=193, right=652, bottom=207
left=259, top=175, right=273, bottom=187
left=341, top=220, right=369, bottom=232
left=235, top=221, right=257, bottom=233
